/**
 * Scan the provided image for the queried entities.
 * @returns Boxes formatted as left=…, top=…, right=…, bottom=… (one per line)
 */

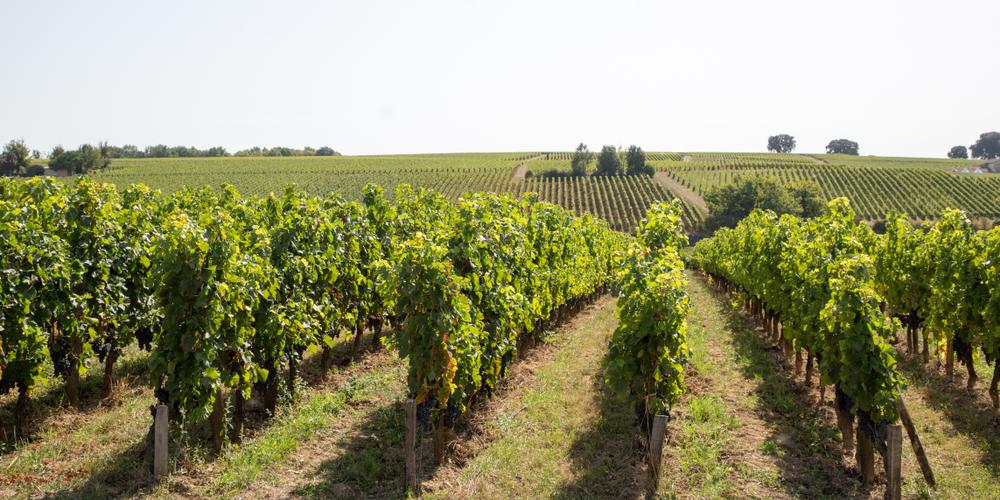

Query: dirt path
left=223, top=296, right=615, bottom=499
left=423, top=296, right=646, bottom=498
left=653, top=171, right=709, bottom=219
left=804, top=154, right=828, bottom=165
left=682, top=155, right=692, bottom=162
left=511, top=155, right=544, bottom=181
left=668, top=274, right=867, bottom=498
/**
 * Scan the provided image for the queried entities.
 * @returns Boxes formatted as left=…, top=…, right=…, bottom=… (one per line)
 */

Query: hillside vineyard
left=2, top=178, right=695, bottom=449
left=89, top=152, right=999, bottom=234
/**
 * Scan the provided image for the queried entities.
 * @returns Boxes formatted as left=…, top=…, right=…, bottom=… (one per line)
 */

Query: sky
left=1, top=0, right=997, bottom=157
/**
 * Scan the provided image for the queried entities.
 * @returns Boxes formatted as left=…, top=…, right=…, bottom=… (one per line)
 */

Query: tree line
left=0, top=139, right=344, bottom=177
left=767, top=131, right=1000, bottom=160
left=562, top=144, right=653, bottom=177
left=767, top=134, right=860, bottom=155
left=948, top=132, right=1000, bottom=160
left=98, top=144, right=341, bottom=158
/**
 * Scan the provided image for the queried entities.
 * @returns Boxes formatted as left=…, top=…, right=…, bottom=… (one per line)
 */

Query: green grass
left=424, top=298, right=649, bottom=498
left=206, top=365, right=405, bottom=496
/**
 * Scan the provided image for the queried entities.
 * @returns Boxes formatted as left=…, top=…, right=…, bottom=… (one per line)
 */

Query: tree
left=1, top=139, right=31, bottom=176
left=625, top=145, right=653, bottom=175
left=595, top=145, right=621, bottom=176
left=704, top=177, right=802, bottom=231
left=316, top=146, right=339, bottom=156
left=970, top=131, right=1000, bottom=160
left=787, top=180, right=826, bottom=218
left=767, top=134, right=796, bottom=153
left=948, top=145, right=969, bottom=159
left=49, top=144, right=110, bottom=175
left=826, top=139, right=859, bottom=155
left=571, top=143, right=593, bottom=176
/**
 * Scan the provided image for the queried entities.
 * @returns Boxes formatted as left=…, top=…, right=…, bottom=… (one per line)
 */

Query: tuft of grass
left=675, top=395, right=738, bottom=496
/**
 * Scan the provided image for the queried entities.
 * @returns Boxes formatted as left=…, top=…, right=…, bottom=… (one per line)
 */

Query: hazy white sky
left=2, top=0, right=997, bottom=157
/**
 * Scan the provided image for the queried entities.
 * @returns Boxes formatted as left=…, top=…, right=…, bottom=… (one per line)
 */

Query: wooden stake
left=804, top=352, right=814, bottom=386
left=922, top=329, right=930, bottom=364
left=794, top=345, right=803, bottom=376
left=153, top=404, right=169, bottom=479
left=896, top=399, right=935, bottom=488
left=856, top=429, right=875, bottom=483
left=404, top=399, right=418, bottom=495
left=885, top=425, right=903, bottom=500
left=649, top=414, right=668, bottom=489
left=835, top=406, right=854, bottom=454
left=945, top=336, right=954, bottom=377
left=433, top=419, right=446, bottom=465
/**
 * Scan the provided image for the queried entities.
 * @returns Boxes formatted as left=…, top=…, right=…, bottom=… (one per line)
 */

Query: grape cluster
left=136, top=327, right=154, bottom=351
left=48, top=336, right=73, bottom=378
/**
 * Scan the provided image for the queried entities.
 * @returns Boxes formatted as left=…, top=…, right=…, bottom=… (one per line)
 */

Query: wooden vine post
left=896, top=399, right=936, bottom=488
left=153, top=404, right=169, bottom=479
left=648, top=414, right=669, bottom=493
left=404, top=398, right=419, bottom=495
left=856, top=430, right=875, bottom=483
left=885, top=425, right=903, bottom=500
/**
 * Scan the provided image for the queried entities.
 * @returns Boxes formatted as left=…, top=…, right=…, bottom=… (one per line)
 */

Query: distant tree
left=704, top=177, right=801, bottom=231
left=145, top=144, right=171, bottom=157
left=786, top=180, right=826, bottom=218
left=825, top=139, right=859, bottom=155
left=0, top=139, right=31, bottom=176
left=947, top=145, right=969, bottom=159
left=50, top=145, right=65, bottom=159
left=206, top=146, right=228, bottom=157
left=316, top=146, right=339, bottom=156
left=625, top=145, right=653, bottom=175
left=49, top=144, right=110, bottom=175
left=970, top=131, right=1000, bottom=160
left=767, top=134, right=796, bottom=153
left=31, top=149, right=40, bottom=160
left=570, top=143, right=593, bottom=176
left=595, top=145, right=621, bottom=176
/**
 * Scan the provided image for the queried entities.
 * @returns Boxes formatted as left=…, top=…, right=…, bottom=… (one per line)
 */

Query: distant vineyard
left=510, top=174, right=702, bottom=232
left=92, top=154, right=703, bottom=234
left=654, top=154, right=996, bottom=221
left=89, top=151, right=995, bottom=232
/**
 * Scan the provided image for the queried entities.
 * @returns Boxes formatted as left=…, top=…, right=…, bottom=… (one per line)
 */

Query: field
left=654, top=153, right=995, bottom=222
left=4, top=152, right=999, bottom=499
left=90, top=151, right=999, bottom=233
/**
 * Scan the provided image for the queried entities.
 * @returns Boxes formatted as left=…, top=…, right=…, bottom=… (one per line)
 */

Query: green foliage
left=606, top=201, right=690, bottom=415
left=625, top=145, right=652, bottom=176
left=703, top=176, right=801, bottom=231
left=388, top=189, right=623, bottom=420
left=571, top=143, right=593, bottom=176
left=150, top=207, right=275, bottom=422
left=767, top=134, right=796, bottom=154
left=826, top=139, right=859, bottom=155
left=970, top=131, right=1000, bottom=160
left=1, top=139, right=31, bottom=176
left=692, top=198, right=904, bottom=422
left=948, top=145, right=969, bottom=159
left=49, top=144, right=111, bottom=174
left=0, top=178, right=71, bottom=399
left=786, top=180, right=826, bottom=218
left=595, top=145, right=621, bottom=176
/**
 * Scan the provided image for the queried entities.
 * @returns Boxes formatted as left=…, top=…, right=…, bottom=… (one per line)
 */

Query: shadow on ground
left=700, top=275, right=870, bottom=498
left=553, top=364, right=647, bottom=499
left=896, top=354, right=1000, bottom=477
